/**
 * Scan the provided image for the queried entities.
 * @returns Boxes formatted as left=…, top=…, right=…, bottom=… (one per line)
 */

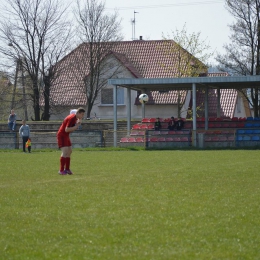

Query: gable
left=188, top=72, right=238, bottom=118
left=194, top=88, right=237, bottom=118
left=49, top=40, right=205, bottom=106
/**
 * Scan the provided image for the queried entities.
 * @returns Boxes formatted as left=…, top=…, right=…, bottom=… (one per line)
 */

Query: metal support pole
left=127, top=88, right=131, bottom=136
left=142, top=103, right=145, bottom=119
left=113, top=85, right=117, bottom=147
left=192, top=83, right=197, bottom=147
left=217, top=88, right=221, bottom=118
left=205, top=87, right=208, bottom=130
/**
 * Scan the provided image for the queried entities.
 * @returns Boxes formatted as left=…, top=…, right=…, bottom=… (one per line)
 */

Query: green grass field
left=1, top=149, right=260, bottom=259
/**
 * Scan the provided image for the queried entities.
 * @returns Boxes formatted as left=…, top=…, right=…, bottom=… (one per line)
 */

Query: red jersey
left=57, top=114, right=77, bottom=136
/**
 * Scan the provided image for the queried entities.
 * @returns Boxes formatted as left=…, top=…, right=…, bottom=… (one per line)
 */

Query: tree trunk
left=256, top=5, right=260, bottom=117
left=86, top=100, right=93, bottom=118
left=255, top=88, right=259, bottom=117
left=33, top=80, right=41, bottom=121
left=42, top=75, right=51, bottom=121
left=252, top=88, right=259, bottom=117
left=10, top=60, right=19, bottom=111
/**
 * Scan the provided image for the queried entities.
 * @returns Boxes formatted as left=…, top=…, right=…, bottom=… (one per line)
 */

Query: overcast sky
left=103, top=0, right=234, bottom=64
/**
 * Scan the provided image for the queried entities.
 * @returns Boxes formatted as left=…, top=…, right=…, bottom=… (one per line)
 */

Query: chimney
left=139, top=36, right=143, bottom=40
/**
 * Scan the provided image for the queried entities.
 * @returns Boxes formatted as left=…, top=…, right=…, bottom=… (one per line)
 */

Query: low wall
left=1, top=121, right=260, bottom=149
left=0, top=120, right=135, bottom=150
left=0, top=130, right=103, bottom=150
left=0, top=132, right=18, bottom=149
left=0, top=121, right=114, bottom=132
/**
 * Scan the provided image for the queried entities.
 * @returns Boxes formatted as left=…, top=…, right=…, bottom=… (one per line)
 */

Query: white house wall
left=233, top=92, right=246, bottom=118
left=133, top=105, right=179, bottom=119
left=181, top=90, right=191, bottom=118
left=91, top=56, right=180, bottom=120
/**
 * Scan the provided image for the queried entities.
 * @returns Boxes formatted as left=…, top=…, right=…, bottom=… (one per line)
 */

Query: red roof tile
left=189, top=86, right=237, bottom=118
left=50, top=40, right=204, bottom=106
left=48, top=41, right=239, bottom=118
left=186, top=71, right=237, bottom=118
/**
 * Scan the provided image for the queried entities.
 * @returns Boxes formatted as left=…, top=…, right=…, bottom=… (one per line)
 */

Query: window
left=101, top=87, right=124, bottom=105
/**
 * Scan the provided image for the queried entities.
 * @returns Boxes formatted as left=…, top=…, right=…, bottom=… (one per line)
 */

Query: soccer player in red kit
left=57, top=107, right=85, bottom=175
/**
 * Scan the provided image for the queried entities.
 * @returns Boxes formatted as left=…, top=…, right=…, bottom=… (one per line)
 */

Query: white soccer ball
left=139, top=93, right=149, bottom=104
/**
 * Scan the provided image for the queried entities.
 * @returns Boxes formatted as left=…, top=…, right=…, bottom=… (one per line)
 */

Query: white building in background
left=47, top=40, right=250, bottom=120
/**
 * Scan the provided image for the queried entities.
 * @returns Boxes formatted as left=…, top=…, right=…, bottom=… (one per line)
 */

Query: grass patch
left=1, top=150, right=260, bottom=259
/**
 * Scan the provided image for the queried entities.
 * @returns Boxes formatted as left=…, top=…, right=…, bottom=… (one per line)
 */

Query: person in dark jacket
left=176, top=117, right=184, bottom=130
left=154, top=118, right=161, bottom=131
left=168, top=116, right=176, bottom=130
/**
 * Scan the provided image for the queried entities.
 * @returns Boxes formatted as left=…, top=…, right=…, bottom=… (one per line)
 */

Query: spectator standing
left=8, top=109, right=17, bottom=131
left=57, top=107, right=85, bottom=175
left=168, top=116, right=176, bottom=130
left=154, top=118, right=161, bottom=131
left=19, top=120, right=30, bottom=152
left=176, top=117, right=184, bottom=130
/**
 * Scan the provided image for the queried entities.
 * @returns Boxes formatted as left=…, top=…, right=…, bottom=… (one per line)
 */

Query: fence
left=118, top=129, right=191, bottom=148
left=0, top=130, right=133, bottom=149
left=1, top=128, right=260, bottom=149
left=118, top=128, right=260, bottom=149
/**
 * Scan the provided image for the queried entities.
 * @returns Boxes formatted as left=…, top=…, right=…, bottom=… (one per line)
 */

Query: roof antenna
left=131, top=10, right=138, bottom=40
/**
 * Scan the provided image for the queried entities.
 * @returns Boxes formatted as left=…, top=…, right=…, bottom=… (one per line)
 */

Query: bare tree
left=72, top=0, right=123, bottom=118
left=216, top=0, right=260, bottom=117
left=163, top=24, right=212, bottom=117
left=0, top=71, right=13, bottom=121
left=0, top=0, right=72, bottom=121
left=40, top=22, right=73, bottom=120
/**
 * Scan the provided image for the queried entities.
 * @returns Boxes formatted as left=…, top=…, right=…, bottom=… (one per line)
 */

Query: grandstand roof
left=108, top=75, right=260, bottom=91
left=109, top=75, right=260, bottom=118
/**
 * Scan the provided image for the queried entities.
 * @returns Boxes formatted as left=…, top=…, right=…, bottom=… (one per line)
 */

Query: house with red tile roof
left=48, top=40, right=250, bottom=120
left=187, top=72, right=251, bottom=119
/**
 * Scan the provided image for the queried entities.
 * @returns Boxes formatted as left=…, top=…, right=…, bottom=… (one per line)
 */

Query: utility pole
left=132, top=11, right=138, bottom=40
left=10, top=59, right=19, bottom=111
left=20, top=59, right=28, bottom=121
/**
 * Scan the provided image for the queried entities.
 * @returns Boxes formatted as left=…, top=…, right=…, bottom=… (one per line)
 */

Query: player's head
left=76, top=107, right=85, bottom=119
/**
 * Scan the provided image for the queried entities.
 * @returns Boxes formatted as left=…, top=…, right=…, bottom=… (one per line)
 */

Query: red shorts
left=57, top=134, right=71, bottom=148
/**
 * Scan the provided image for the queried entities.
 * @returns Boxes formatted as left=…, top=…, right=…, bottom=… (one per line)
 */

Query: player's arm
left=65, top=119, right=81, bottom=133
